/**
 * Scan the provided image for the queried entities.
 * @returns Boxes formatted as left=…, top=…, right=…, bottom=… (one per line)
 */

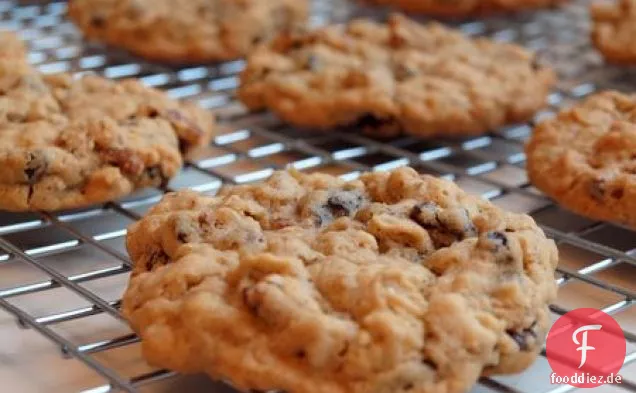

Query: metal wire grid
left=0, top=0, right=635, bottom=392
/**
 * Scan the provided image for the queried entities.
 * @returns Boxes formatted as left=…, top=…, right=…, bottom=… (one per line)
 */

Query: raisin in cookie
left=0, top=54, right=215, bottom=212
left=591, top=0, right=636, bottom=64
left=123, top=167, right=558, bottom=393
left=526, top=91, right=636, bottom=228
left=67, top=0, right=309, bottom=63
left=238, top=14, right=555, bottom=138
left=358, top=0, right=567, bottom=17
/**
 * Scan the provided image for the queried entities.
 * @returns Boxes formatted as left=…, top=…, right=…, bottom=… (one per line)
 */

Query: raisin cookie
left=0, top=54, right=215, bottom=212
left=123, top=167, right=558, bottom=393
left=591, top=0, right=636, bottom=64
left=526, top=91, right=636, bottom=228
left=67, top=0, right=309, bottom=63
left=358, top=0, right=567, bottom=17
left=238, top=14, right=555, bottom=138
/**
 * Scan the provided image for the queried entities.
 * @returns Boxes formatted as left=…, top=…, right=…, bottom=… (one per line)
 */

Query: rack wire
left=0, top=0, right=635, bottom=392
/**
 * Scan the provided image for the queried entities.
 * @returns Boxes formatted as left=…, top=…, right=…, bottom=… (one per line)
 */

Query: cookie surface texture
left=68, top=0, right=309, bottom=63
left=0, top=31, right=27, bottom=59
left=122, top=166, right=558, bottom=393
left=591, top=0, right=636, bottom=64
left=0, top=43, right=215, bottom=212
left=238, top=14, right=555, bottom=138
left=358, top=0, right=567, bottom=17
left=526, top=90, right=636, bottom=228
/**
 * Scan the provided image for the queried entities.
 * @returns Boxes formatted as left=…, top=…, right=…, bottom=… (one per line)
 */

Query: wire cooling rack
left=0, top=0, right=635, bottom=392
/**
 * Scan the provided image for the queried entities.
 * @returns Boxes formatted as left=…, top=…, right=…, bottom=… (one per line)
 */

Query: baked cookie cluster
left=123, top=167, right=558, bottom=393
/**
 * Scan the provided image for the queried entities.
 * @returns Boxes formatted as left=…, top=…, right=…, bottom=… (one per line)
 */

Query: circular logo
left=546, top=308, right=626, bottom=388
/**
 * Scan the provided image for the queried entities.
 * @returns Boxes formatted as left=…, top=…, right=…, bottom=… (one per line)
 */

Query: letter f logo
left=572, top=324, right=602, bottom=368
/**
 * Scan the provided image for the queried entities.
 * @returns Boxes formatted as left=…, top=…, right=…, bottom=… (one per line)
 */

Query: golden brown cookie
left=526, top=91, right=636, bottom=228
left=591, top=0, right=636, bottom=64
left=0, top=45, right=215, bottom=212
left=67, top=0, right=309, bottom=63
left=238, top=14, right=555, bottom=138
left=123, top=167, right=558, bottom=393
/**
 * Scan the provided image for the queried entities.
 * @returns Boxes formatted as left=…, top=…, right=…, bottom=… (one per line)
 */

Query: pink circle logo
left=546, top=308, right=626, bottom=388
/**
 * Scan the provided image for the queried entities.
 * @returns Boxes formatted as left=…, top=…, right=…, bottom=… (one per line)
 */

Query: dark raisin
left=421, top=358, right=438, bottom=370
left=327, top=199, right=349, bottom=219
left=27, top=185, right=35, bottom=203
left=177, top=231, right=189, bottom=243
left=90, top=15, right=106, bottom=28
left=611, top=187, right=624, bottom=199
left=145, top=249, right=170, bottom=271
left=313, top=191, right=364, bottom=226
left=258, top=67, right=272, bottom=79
left=24, top=151, right=48, bottom=184
left=198, top=211, right=212, bottom=226
left=295, top=350, right=306, bottom=359
left=7, top=112, right=25, bottom=122
left=354, top=113, right=394, bottom=129
left=252, top=36, right=263, bottom=45
left=508, top=331, right=530, bottom=351
left=402, top=382, right=414, bottom=390
left=327, top=191, right=363, bottom=218
left=531, top=56, right=541, bottom=71
left=178, top=139, right=191, bottom=154
left=477, top=231, right=515, bottom=263
left=344, top=113, right=401, bottom=137
left=507, top=322, right=538, bottom=351
left=589, top=179, right=606, bottom=201
left=289, top=38, right=304, bottom=50
left=145, top=166, right=170, bottom=188
left=484, top=231, right=508, bottom=249
left=410, top=202, right=440, bottom=229
left=338, top=341, right=350, bottom=357
left=411, top=203, right=479, bottom=249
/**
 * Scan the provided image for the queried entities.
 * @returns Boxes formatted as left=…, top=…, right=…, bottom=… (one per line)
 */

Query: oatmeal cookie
left=123, top=167, right=558, bottom=393
left=67, top=0, right=309, bottom=63
left=238, top=14, right=555, bottom=138
left=591, top=0, right=636, bottom=64
left=0, top=54, right=215, bottom=211
left=526, top=90, right=636, bottom=228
